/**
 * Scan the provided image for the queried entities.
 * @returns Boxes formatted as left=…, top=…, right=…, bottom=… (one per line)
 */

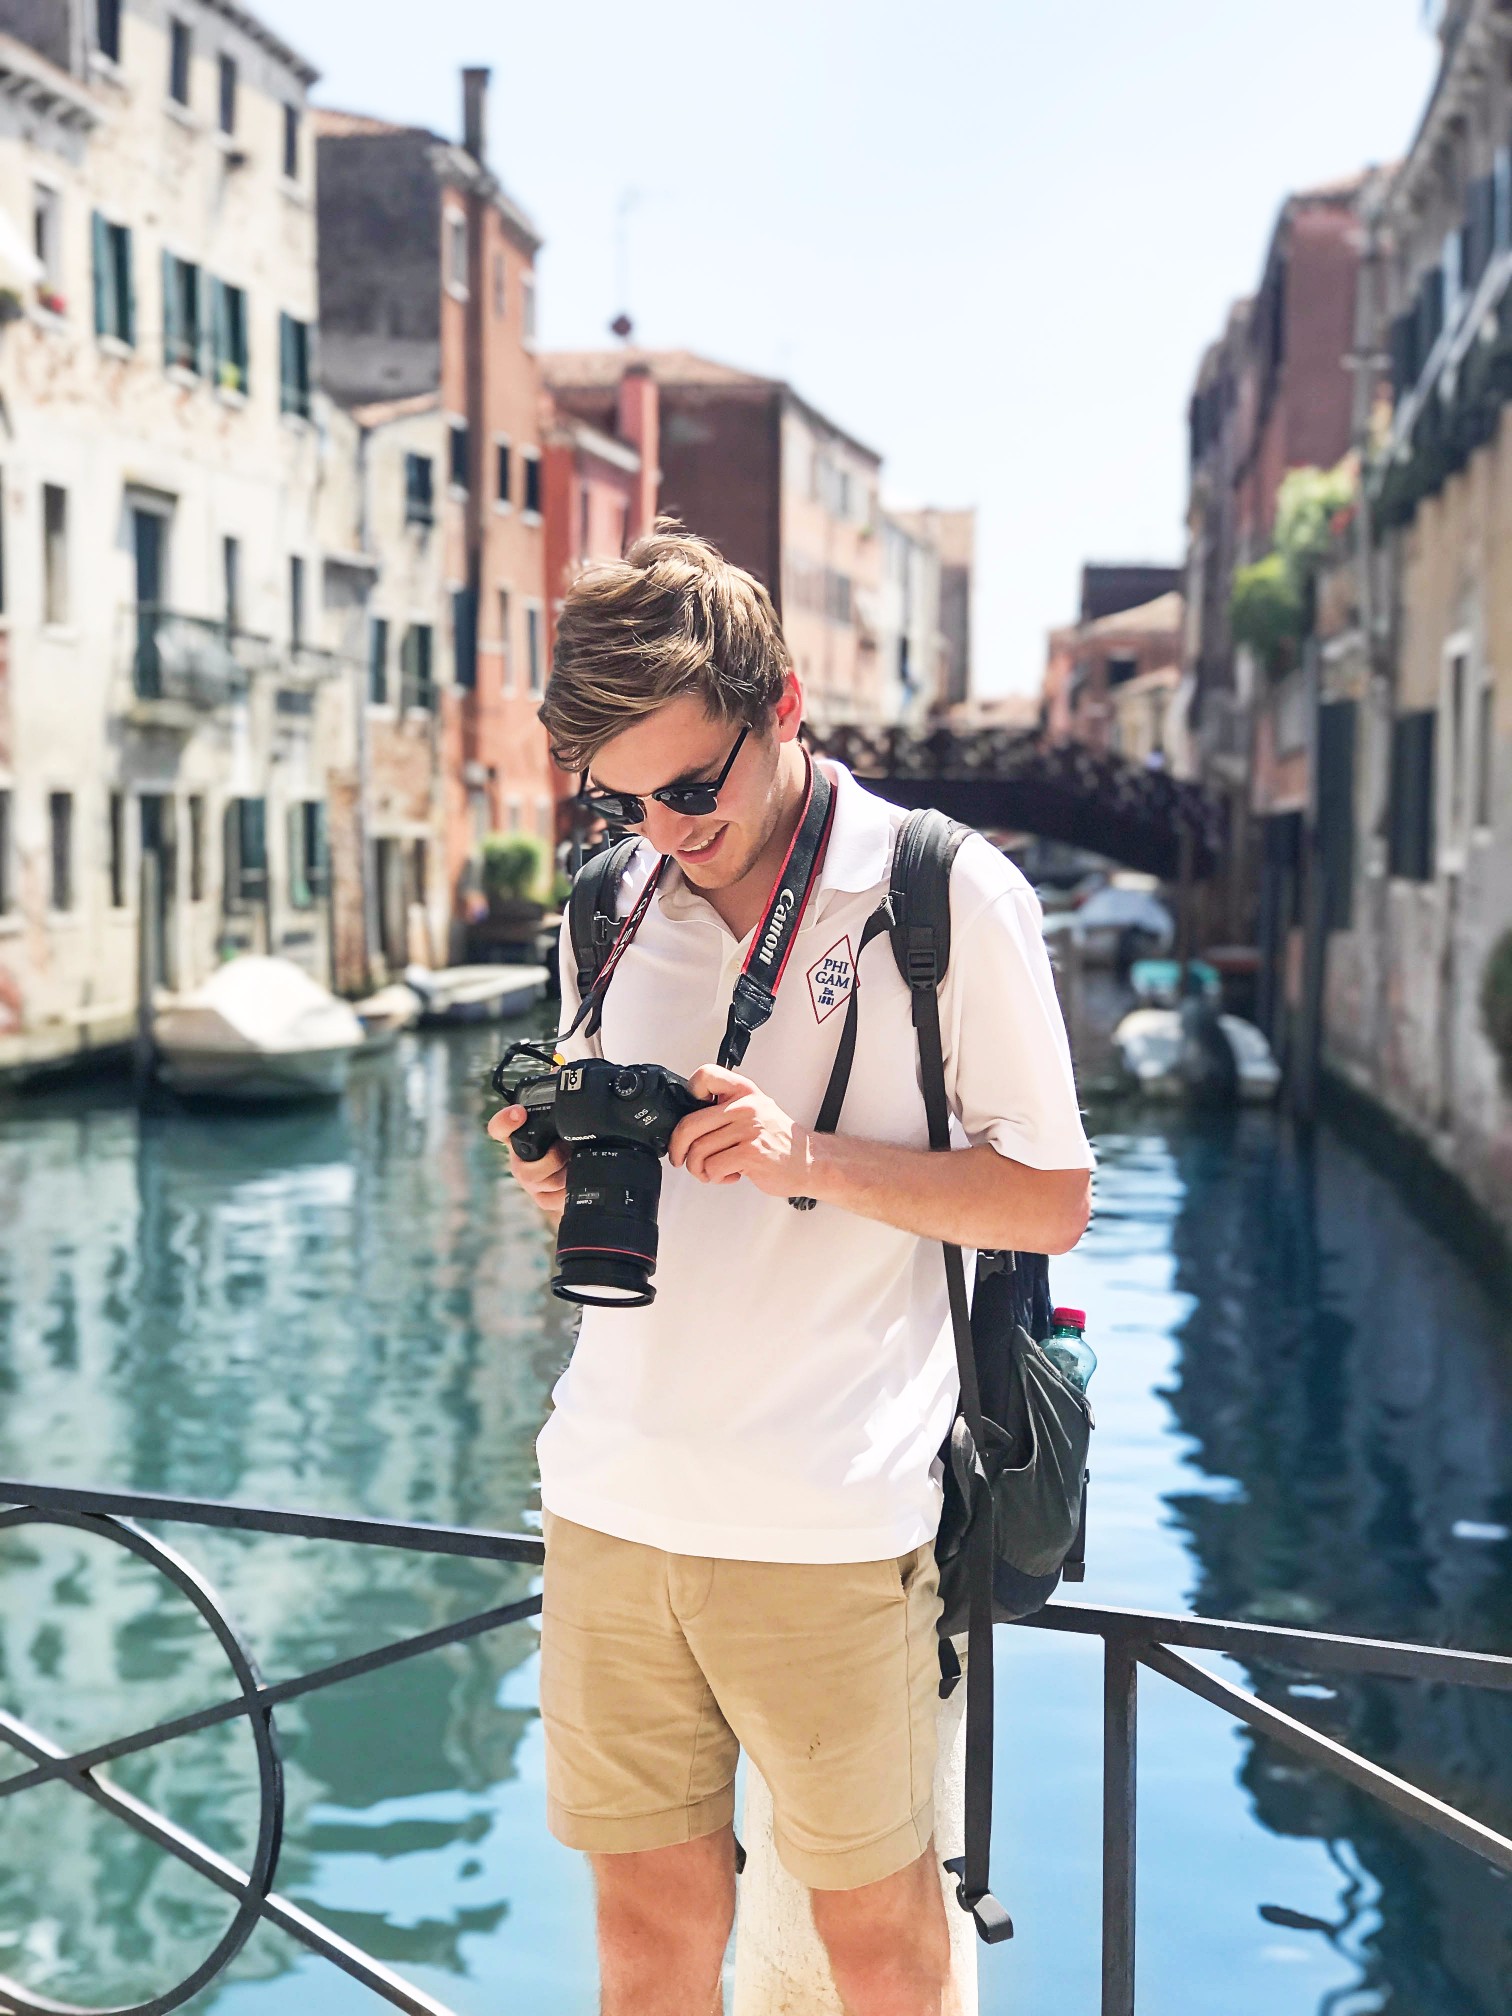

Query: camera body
left=497, top=1048, right=708, bottom=1308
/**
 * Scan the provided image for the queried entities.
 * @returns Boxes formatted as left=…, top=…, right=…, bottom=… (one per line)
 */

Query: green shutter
left=209, top=277, right=227, bottom=383
left=162, top=250, right=178, bottom=367
left=278, top=312, right=295, bottom=412
left=192, top=264, right=208, bottom=376
left=92, top=211, right=110, bottom=337
left=120, top=226, right=135, bottom=346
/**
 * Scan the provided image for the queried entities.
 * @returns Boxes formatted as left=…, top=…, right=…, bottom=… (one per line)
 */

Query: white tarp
left=155, top=956, right=363, bottom=1056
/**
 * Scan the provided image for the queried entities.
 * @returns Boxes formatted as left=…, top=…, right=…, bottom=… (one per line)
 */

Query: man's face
left=586, top=689, right=796, bottom=891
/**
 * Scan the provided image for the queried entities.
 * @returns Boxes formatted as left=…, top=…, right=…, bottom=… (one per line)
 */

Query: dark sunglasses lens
left=660, top=786, right=719, bottom=816
left=584, top=793, right=642, bottom=825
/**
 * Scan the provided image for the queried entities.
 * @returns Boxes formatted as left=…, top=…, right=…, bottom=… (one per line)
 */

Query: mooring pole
left=731, top=1649, right=977, bottom=2015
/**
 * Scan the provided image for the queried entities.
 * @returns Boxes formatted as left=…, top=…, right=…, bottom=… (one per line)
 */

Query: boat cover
left=155, top=957, right=364, bottom=1055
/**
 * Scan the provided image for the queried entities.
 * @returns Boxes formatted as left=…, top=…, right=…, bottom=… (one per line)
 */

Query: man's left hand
left=669, top=1066, right=812, bottom=1197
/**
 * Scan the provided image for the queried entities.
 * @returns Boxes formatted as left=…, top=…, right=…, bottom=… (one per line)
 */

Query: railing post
left=1102, top=1639, right=1137, bottom=2016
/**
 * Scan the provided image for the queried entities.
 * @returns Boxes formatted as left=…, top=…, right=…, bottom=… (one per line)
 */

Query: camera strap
left=717, top=753, right=835, bottom=1072
left=559, top=751, right=836, bottom=1066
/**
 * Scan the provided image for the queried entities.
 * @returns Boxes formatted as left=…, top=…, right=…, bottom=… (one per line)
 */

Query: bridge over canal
left=810, top=724, right=1225, bottom=881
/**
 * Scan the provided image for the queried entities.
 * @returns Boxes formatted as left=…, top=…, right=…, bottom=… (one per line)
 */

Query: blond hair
left=540, top=520, right=789, bottom=772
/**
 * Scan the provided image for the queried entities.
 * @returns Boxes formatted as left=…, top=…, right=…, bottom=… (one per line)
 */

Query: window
left=449, top=422, right=469, bottom=491
left=498, top=589, right=513, bottom=693
left=32, top=184, right=62, bottom=306
left=187, top=795, right=205, bottom=902
left=579, top=482, right=591, bottom=559
left=1388, top=711, right=1436, bottom=882
left=169, top=18, right=191, bottom=106
left=162, top=252, right=203, bottom=373
left=282, top=103, right=300, bottom=180
left=824, top=568, right=852, bottom=625
left=49, top=793, right=73, bottom=911
left=43, top=484, right=68, bottom=627
left=217, top=52, right=237, bottom=134
left=288, top=801, right=327, bottom=908
left=109, top=792, right=126, bottom=907
left=400, top=625, right=434, bottom=711
left=522, top=452, right=542, bottom=517
left=278, top=312, right=311, bottom=417
left=210, top=278, right=249, bottom=393
left=521, top=270, right=536, bottom=344
left=526, top=604, right=543, bottom=695
left=96, top=0, right=121, bottom=62
left=226, top=796, right=267, bottom=904
left=91, top=213, right=134, bottom=345
left=1106, top=654, right=1139, bottom=689
left=446, top=211, right=468, bottom=293
left=496, top=440, right=511, bottom=505
left=404, top=453, right=434, bottom=527
left=0, top=790, right=11, bottom=916
left=289, top=556, right=305, bottom=649
left=1447, top=647, right=1469, bottom=841
left=453, top=586, right=478, bottom=691
left=492, top=251, right=506, bottom=318
left=1475, top=678, right=1495, bottom=830
left=1318, top=700, right=1356, bottom=932
left=368, top=615, right=389, bottom=704
left=410, top=839, right=428, bottom=907
left=223, top=536, right=241, bottom=631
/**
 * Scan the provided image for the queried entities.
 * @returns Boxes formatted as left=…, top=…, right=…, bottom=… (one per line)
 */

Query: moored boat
left=154, top=957, right=365, bottom=1102
left=403, top=963, right=550, bottom=1025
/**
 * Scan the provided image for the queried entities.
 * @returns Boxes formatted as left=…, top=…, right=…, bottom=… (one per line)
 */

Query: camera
left=492, top=1042, right=709, bottom=1308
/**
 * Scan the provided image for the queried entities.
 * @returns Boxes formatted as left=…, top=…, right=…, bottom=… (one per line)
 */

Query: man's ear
left=773, top=668, right=804, bottom=744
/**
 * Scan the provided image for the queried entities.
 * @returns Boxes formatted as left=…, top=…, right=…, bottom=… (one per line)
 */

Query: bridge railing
left=2, top=1477, right=1510, bottom=2016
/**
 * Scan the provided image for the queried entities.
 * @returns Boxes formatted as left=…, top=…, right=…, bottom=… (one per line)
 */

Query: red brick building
left=315, top=71, right=557, bottom=951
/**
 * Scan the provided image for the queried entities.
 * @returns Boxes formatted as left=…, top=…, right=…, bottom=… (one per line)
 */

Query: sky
left=259, top=1, right=1442, bottom=696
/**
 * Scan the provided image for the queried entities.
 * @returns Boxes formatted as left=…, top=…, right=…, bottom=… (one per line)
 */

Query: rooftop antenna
left=611, top=188, right=642, bottom=343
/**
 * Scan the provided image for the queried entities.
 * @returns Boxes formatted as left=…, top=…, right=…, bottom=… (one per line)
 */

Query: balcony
left=124, top=607, right=271, bottom=719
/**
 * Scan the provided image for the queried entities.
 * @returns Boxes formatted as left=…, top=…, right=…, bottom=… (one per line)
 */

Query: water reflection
left=0, top=1031, right=577, bottom=2010
left=1157, top=1110, right=1512, bottom=2016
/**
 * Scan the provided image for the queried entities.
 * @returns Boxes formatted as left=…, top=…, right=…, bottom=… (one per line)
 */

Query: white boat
left=154, top=956, right=365, bottom=1102
left=1113, top=1006, right=1281, bottom=1104
left=404, top=963, right=550, bottom=1025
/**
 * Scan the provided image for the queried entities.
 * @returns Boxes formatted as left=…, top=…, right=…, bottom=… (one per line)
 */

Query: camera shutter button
left=613, top=1068, right=644, bottom=1099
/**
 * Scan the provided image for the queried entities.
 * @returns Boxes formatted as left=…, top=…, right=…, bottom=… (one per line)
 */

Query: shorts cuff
left=775, top=1800, right=935, bottom=1892
left=547, top=1783, right=736, bottom=1856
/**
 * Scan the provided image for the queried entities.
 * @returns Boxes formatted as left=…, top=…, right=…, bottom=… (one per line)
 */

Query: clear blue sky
left=261, top=0, right=1440, bottom=695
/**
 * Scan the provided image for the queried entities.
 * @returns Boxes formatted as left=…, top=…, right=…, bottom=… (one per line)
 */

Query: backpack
left=565, top=810, right=1093, bottom=1946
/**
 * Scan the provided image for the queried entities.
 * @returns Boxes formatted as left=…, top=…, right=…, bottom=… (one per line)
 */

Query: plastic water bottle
left=1043, top=1306, right=1096, bottom=1393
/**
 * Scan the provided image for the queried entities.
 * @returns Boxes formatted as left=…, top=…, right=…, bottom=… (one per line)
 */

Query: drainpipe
left=732, top=1678, right=977, bottom=2014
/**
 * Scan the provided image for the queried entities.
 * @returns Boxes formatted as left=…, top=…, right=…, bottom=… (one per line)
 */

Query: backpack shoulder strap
left=888, top=808, right=971, bottom=1003
left=566, top=837, right=642, bottom=1002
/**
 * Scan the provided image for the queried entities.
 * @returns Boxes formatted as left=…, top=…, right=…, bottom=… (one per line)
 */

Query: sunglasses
left=579, top=724, right=750, bottom=828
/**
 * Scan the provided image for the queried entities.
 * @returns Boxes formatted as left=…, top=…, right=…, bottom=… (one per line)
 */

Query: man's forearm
left=803, top=1132, right=1091, bottom=1254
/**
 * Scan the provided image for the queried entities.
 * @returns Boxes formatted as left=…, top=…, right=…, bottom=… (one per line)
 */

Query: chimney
left=461, top=67, right=489, bottom=163
left=616, top=364, right=660, bottom=540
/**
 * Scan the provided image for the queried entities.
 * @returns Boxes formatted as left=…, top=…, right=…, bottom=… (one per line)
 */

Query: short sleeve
left=939, top=838, right=1095, bottom=1172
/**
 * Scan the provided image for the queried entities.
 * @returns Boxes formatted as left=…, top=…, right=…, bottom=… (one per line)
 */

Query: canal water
left=0, top=1023, right=1509, bottom=2015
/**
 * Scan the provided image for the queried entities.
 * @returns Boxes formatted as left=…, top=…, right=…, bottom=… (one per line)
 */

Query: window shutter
left=92, top=211, right=110, bottom=336
left=453, top=586, right=478, bottom=690
left=162, top=250, right=178, bottom=367
left=279, top=312, right=294, bottom=410
left=1317, top=700, right=1356, bottom=930
left=193, top=265, right=209, bottom=376
left=1388, top=711, right=1436, bottom=883
left=120, top=226, right=135, bottom=346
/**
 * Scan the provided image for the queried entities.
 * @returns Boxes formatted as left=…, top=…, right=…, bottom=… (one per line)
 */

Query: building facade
left=0, top=0, right=338, bottom=1073
left=1041, top=568, right=1184, bottom=758
left=542, top=349, right=891, bottom=729
left=315, top=73, right=555, bottom=949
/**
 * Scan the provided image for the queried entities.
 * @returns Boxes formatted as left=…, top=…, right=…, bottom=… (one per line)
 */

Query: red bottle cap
left=1051, top=1306, right=1086, bottom=1330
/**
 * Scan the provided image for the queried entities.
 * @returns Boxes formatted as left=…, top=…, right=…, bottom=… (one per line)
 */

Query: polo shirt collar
left=655, top=759, right=892, bottom=925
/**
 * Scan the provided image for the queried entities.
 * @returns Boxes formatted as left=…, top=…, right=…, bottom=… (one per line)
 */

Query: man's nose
left=639, top=803, right=700, bottom=853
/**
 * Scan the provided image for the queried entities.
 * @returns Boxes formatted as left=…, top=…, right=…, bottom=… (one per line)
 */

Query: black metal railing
left=2, top=1476, right=1510, bottom=2016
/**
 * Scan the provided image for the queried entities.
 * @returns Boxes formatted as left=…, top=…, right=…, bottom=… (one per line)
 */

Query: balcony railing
left=1, top=1474, right=1509, bottom=2016
left=126, top=607, right=272, bottom=707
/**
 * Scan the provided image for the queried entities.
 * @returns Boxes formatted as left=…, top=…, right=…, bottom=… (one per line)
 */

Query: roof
left=313, top=111, right=542, bottom=251
left=203, top=0, right=317, bottom=85
left=541, top=348, right=881, bottom=464
left=312, top=108, right=418, bottom=139
left=349, top=390, right=439, bottom=428
left=541, top=348, right=771, bottom=391
left=1084, top=591, right=1185, bottom=640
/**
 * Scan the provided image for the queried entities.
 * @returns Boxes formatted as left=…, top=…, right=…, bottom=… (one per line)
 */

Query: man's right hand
left=488, top=1107, right=569, bottom=1225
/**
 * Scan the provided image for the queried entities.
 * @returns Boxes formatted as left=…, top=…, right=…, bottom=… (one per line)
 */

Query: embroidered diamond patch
left=807, top=936, right=855, bottom=1024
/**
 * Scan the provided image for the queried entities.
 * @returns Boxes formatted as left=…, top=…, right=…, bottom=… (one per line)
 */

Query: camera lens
left=552, top=1142, right=663, bottom=1308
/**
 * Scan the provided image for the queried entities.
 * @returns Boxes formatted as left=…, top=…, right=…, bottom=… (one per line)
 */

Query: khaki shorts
left=539, top=1512, right=942, bottom=1890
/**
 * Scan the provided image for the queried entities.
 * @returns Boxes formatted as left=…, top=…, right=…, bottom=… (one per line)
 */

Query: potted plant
left=1481, top=928, right=1512, bottom=1095
left=480, top=832, right=548, bottom=944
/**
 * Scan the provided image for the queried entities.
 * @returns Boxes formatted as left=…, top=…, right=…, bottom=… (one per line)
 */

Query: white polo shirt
left=535, top=763, right=1094, bottom=1564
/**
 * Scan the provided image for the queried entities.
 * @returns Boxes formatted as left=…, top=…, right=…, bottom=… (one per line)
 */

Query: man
left=490, top=524, right=1093, bottom=2016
